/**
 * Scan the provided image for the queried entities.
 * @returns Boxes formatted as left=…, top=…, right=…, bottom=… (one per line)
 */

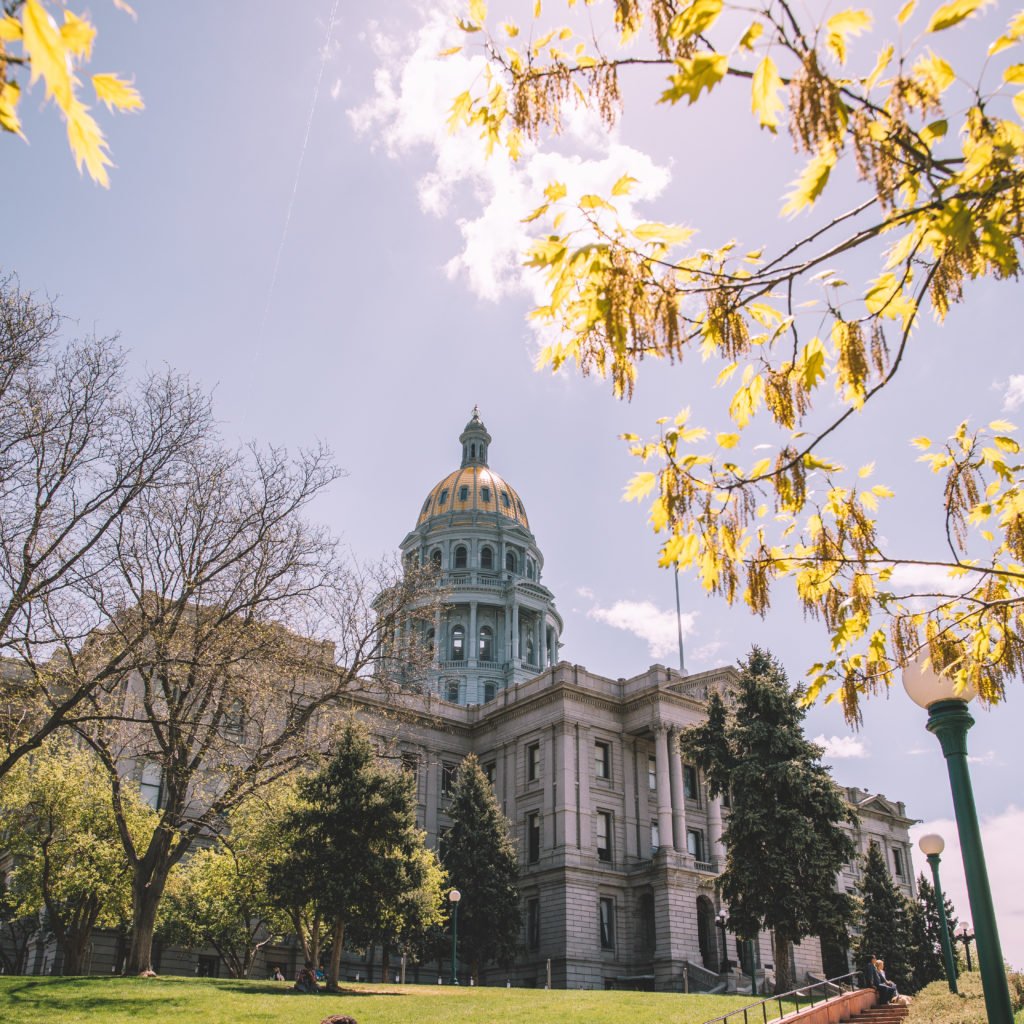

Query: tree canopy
left=1, top=1, right=142, bottom=185
left=681, top=647, right=857, bottom=993
left=854, top=840, right=914, bottom=990
left=448, top=0, right=1024, bottom=719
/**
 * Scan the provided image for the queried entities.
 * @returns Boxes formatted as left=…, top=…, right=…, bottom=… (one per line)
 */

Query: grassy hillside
left=0, top=976, right=761, bottom=1024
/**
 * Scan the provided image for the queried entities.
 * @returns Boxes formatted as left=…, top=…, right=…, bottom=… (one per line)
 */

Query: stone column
left=469, top=600, right=478, bottom=667
left=654, top=725, right=674, bottom=854
left=708, top=795, right=725, bottom=865
left=512, top=601, right=520, bottom=661
left=537, top=616, right=547, bottom=670
left=432, top=609, right=441, bottom=666
left=668, top=727, right=687, bottom=852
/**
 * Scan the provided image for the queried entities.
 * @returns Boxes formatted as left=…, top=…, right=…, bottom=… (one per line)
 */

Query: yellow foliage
left=92, top=73, right=143, bottom=112
left=751, top=56, right=784, bottom=132
left=825, top=9, right=872, bottom=65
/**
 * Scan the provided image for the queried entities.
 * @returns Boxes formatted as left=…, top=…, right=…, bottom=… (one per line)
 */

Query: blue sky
left=4, top=1, right=1022, bottom=966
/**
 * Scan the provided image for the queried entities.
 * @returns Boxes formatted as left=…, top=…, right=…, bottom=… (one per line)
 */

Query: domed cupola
left=460, top=406, right=491, bottom=467
left=400, top=410, right=563, bottom=707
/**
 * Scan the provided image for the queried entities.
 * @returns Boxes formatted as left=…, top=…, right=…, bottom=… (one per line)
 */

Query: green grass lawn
left=0, top=976, right=767, bottom=1024
left=907, top=972, right=1024, bottom=1024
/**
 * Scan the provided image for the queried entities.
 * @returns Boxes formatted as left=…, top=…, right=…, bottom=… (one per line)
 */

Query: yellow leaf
left=782, top=149, right=837, bottom=215
left=751, top=55, right=784, bottom=132
left=0, top=14, right=22, bottom=40
left=864, top=272, right=917, bottom=320
left=544, top=180, right=567, bottom=202
left=1014, top=91, right=1024, bottom=119
left=60, top=9, right=95, bottom=58
left=988, top=419, right=1017, bottom=432
left=659, top=52, right=728, bottom=106
left=668, top=0, right=723, bottom=41
left=927, top=0, right=991, bottom=33
left=864, top=43, right=893, bottom=90
left=1004, top=63, right=1024, bottom=84
left=897, top=0, right=917, bottom=25
left=533, top=0, right=542, bottom=16
left=914, top=51, right=956, bottom=92
left=437, top=46, right=463, bottom=57
left=65, top=96, right=112, bottom=186
left=579, top=193, right=615, bottom=211
left=749, top=458, right=771, bottom=478
left=624, top=472, right=658, bottom=502
left=611, top=174, right=638, bottom=196
left=22, top=0, right=73, bottom=112
left=739, top=21, right=763, bottom=50
left=633, top=222, right=695, bottom=245
left=92, top=73, right=143, bottom=112
left=468, top=0, right=487, bottom=26
left=910, top=436, right=932, bottom=449
left=502, top=21, right=519, bottom=38
left=0, top=80, right=24, bottom=137
left=858, top=462, right=875, bottom=478
left=716, top=432, right=739, bottom=448
left=825, top=9, right=872, bottom=64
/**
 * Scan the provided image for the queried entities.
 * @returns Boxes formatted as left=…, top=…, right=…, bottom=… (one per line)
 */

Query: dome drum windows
left=479, top=625, right=494, bottom=662
left=430, top=549, right=442, bottom=569
left=480, top=546, right=494, bottom=570
left=505, top=550, right=517, bottom=574
left=451, top=625, right=465, bottom=661
left=453, top=545, right=468, bottom=570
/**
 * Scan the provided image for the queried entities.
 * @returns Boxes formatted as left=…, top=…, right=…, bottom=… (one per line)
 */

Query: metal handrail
left=700, top=970, right=863, bottom=1024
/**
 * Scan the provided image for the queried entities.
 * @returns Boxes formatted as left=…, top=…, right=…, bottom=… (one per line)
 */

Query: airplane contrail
left=259, top=0, right=341, bottom=338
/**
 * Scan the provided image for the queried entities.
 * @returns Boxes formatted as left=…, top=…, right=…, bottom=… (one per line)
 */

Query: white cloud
left=813, top=734, right=868, bottom=759
left=576, top=586, right=595, bottom=600
left=692, top=639, right=726, bottom=665
left=348, top=4, right=672, bottom=308
left=910, top=806, right=1024, bottom=971
left=1001, top=374, right=1024, bottom=411
left=887, top=563, right=980, bottom=596
left=587, top=599, right=696, bottom=660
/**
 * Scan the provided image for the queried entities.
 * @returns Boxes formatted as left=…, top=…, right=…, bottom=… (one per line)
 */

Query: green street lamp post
left=449, top=888, right=462, bottom=985
left=918, top=833, right=958, bottom=993
left=903, top=661, right=1013, bottom=1024
left=957, top=923, right=975, bottom=971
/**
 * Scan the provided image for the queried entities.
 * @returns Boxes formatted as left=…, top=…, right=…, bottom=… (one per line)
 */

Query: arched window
left=471, top=443, right=476, bottom=459
left=526, top=632, right=535, bottom=665
left=480, top=546, right=494, bottom=570
left=430, top=549, right=442, bottom=569
left=506, top=550, right=517, bottom=574
left=479, top=625, right=494, bottom=662
left=451, top=625, right=465, bottom=661
left=526, top=558, right=535, bottom=580
left=454, top=545, right=468, bottom=569
left=483, top=681, right=497, bottom=703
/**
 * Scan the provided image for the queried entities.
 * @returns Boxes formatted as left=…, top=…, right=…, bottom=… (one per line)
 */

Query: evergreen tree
left=269, top=722, right=443, bottom=991
left=442, top=753, right=520, bottom=982
left=909, top=872, right=958, bottom=991
left=854, top=842, right=914, bottom=991
left=682, top=647, right=857, bottom=994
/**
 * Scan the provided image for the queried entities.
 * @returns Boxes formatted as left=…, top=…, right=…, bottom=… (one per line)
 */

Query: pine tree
left=854, top=842, right=914, bottom=991
left=269, top=722, right=442, bottom=991
left=442, top=753, right=520, bottom=982
left=682, top=646, right=857, bottom=995
left=909, top=872, right=958, bottom=991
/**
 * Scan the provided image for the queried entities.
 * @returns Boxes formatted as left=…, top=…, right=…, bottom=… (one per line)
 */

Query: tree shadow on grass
left=0, top=977, right=181, bottom=1014
left=213, top=982, right=411, bottom=998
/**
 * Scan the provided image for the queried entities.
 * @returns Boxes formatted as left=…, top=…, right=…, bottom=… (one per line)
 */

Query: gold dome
left=417, top=465, right=529, bottom=528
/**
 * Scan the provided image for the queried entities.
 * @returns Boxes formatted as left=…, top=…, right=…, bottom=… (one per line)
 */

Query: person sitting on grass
left=295, top=961, right=319, bottom=994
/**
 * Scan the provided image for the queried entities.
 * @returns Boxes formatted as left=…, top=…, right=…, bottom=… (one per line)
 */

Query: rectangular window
left=595, top=740, right=611, bottom=780
left=481, top=486, right=491, bottom=502
left=683, top=764, right=699, bottom=800
left=527, top=812, right=541, bottom=864
left=597, top=811, right=612, bottom=862
left=441, top=761, right=457, bottom=797
left=527, top=742, right=541, bottom=782
left=459, top=485, right=469, bottom=501
left=686, top=828, right=705, bottom=861
left=722, top=787, right=732, bottom=808
left=648, top=755, right=657, bottom=791
left=139, top=761, right=162, bottom=810
left=651, top=820, right=660, bottom=853
left=527, top=898, right=540, bottom=950
left=439, top=488, right=449, bottom=505
left=893, top=848, right=905, bottom=878
left=599, top=897, right=615, bottom=950
left=401, top=752, right=419, bottom=776
left=484, top=761, right=496, bottom=785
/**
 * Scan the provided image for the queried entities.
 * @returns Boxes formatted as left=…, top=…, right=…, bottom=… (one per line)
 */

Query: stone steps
left=846, top=1006, right=908, bottom=1024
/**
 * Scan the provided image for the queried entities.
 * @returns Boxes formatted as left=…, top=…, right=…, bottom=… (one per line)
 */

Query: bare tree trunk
left=327, top=918, right=345, bottom=991
left=126, top=868, right=170, bottom=974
